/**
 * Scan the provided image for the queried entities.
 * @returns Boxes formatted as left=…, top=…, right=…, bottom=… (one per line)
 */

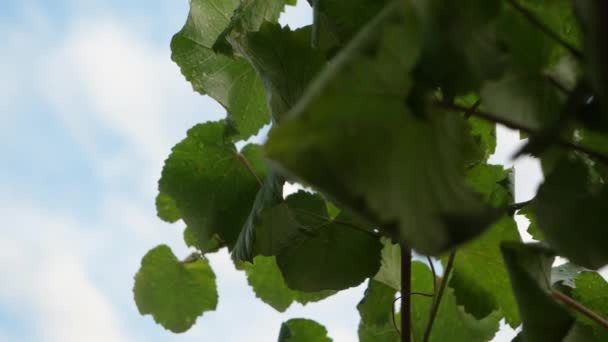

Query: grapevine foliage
left=133, top=0, right=608, bottom=341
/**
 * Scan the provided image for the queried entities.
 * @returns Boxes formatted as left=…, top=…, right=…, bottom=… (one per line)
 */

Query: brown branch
left=507, top=0, right=583, bottom=60
left=423, top=251, right=456, bottom=342
left=434, top=101, right=608, bottom=165
left=552, top=290, right=608, bottom=331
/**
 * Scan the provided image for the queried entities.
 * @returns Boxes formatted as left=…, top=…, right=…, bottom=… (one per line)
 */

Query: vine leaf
left=500, top=242, right=575, bottom=341
left=373, top=239, right=401, bottom=291
left=357, top=280, right=400, bottom=342
left=532, top=157, right=608, bottom=269
left=232, top=169, right=285, bottom=262
left=551, top=263, right=584, bottom=288
left=171, top=0, right=270, bottom=139
left=213, top=0, right=292, bottom=55
left=278, top=319, right=332, bottom=342
left=266, top=192, right=382, bottom=292
left=410, top=261, right=501, bottom=342
left=448, top=215, right=522, bottom=327
left=266, top=0, right=499, bottom=256
left=228, top=24, right=327, bottom=122
left=239, top=255, right=334, bottom=312
left=572, top=272, right=608, bottom=341
left=158, top=121, right=266, bottom=250
left=133, top=245, right=218, bottom=333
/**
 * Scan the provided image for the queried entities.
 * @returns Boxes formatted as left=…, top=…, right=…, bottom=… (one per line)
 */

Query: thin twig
left=552, top=290, right=608, bottom=331
left=426, top=256, right=437, bottom=298
left=423, top=251, right=456, bottom=342
left=464, top=99, right=482, bottom=118
left=434, top=101, right=608, bottom=165
left=402, top=243, right=412, bottom=342
left=237, top=153, right=263, bottom=187
left=507, top=0, right=583, bottom=60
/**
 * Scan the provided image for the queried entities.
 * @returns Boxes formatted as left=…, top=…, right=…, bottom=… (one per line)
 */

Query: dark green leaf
left=240, top=255, right=334, bottom=312
left=532, top=157, right=608, bottom=269
left=518, top=205, right=543, bottom=241
left=500, top=242, right=575, bottom=342
left=357, top=280, right=399, bottom=342
left=466, top=164, right=513, bottom=208
left=184, top=226, right=222, bottom=253
left=572, top=271, right=608, bottom=341
left=233, top=169, right=285, bottom=262
left=278, top=319, right=332, bottom=342
left=266, top=0, right=498, bottom=256
left=229, top=24, right=326, bottom=122
left=158, top=121, right=266, bottom=249
left=449, top=215, right=521, bottom=326
left=133, top=245, right=218, bottom=333
left=410, top=262, right=501, bottom=342
left=171, top=0, right=269, bottom=139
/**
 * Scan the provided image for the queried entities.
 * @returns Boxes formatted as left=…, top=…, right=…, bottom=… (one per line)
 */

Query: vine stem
left=507, top=0, right=583, bottom=60
left=401, top=243, right=412, bottom=342
left=237, top=153, right=263, bottom=187
left=423, top=251, right=456, bottom=342
left=552, top=290, right=608, bottom=331
left=434, top=101, right=608, bottom=165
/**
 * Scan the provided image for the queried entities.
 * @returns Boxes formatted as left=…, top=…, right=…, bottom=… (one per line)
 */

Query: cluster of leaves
left=133, top=0, right=608, bottom=341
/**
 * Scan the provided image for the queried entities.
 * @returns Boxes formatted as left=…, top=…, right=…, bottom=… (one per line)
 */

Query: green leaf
left=232, top=169, right=285, bottom=262
left=466, top=164, right=513, bottom=208
left=410, top=0, right=505, bottom=95
left=572, top=271, right=608, bottom=341
left=133, top=245, right=218, bottom=333
left=278, top=319, right=332, bottom=342
left=240, top=255, right=334, bottom=312
left=242, top=190, right=382, bottom=291
left=317, top=0, right=390, bottom=44
left=373, top=238, right=401, bottom=291
left=448, top=215, right=521, bottom=326
left=266, top=0, right=498, bottom=256
left=357, top=280, right=399, bottom=342
left=532, top=157, right=608, bottom=269
left=228, top=24, right=326, bottom=122
left=213, top=0, right=290, bottom=55
left=184, top=226, right=222, bottom=253
left=156, top=192, right=181, bottom=223
left=171, top=0, right=269, bottom=139
left=410, top=262, right=501, bottom=342
left=500, top=242, right=575, bottom=342
left=158, top=121, right=266, bottom=250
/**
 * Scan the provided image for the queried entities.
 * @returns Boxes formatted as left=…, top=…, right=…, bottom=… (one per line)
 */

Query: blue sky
left=0, top=0, right=555, bottom=341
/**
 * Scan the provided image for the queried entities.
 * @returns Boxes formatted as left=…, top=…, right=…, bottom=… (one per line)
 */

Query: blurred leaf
left=501, top=242, right=575, bottom=342
left=532, top=157, right=608, bottom=269
left=357, top=280, right=399, bottom=342
left=266, top=0, right=499, bottom=256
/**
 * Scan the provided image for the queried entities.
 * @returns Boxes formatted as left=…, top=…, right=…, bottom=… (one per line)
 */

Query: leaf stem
left=507, top=0, right=583, bottom=60
left=237, top=153, right=263, bottom=187
left=423, top=251, right=456, bottom=342
left=401, top=243, right=412, bottom=342
left=551, top=290, right=608, bottom=331
left=435, top=101, right=608, bottom=164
